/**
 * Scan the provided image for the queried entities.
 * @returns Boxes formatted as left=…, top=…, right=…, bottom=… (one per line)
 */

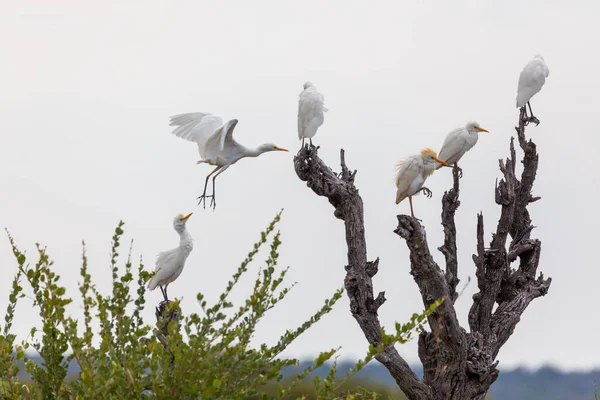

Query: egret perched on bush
left=298, top=81, right=328, bottom=148
left=395, top=148, right=449, bottom=218
left=148, top=212, right=194, bottom=302
left=516, top=55, right=550, bottom=125
left=436, top=122, right=489, bottom=176
left=169, top=112, right=288, bottom=209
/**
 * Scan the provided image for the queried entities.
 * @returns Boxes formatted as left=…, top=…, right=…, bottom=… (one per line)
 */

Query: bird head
left=534, top=54, right=545, bottom=61
left=420, top=148, right=450, bottom=169
left=303, top=81, right=314, bottom=90
left=258, top=143, right=289, bottom=154
left=465, top=121, right=489, bottom=134
left=173, top=212, right=193, bottom=233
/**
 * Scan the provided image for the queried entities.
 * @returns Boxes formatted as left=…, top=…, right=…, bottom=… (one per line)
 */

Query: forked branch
left=293, top=106, right=551, bottom=399
left=294, top=145, right=430, bottom=399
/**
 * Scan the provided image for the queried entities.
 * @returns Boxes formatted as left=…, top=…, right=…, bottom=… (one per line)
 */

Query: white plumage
left=516, top=55, right=549, bottom=108
left=437, top=122, right=489, bottom=172
left=148, top=213, right=194, bottom=301
left=395, top=148, right=449, bottom=218
left=169, top=112, right=288, bottom=209
left=297, top=81, right=328, bottom=147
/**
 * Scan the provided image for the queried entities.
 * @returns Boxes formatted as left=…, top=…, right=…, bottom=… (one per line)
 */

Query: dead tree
left=292, top=108, right=551, bottom=400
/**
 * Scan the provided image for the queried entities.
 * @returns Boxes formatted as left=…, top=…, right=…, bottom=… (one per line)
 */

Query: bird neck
left=247, top=146, right=267, bottom=158
left=178, top=229, right=193, bottom=245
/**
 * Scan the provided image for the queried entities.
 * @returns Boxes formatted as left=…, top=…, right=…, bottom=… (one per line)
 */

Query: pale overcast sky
left=1, top=0, right=598, bottom=371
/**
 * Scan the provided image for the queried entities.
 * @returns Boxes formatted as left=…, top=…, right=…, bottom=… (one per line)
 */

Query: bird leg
left=159, top=285, right=169, bottom=302
left=527, top=101, right=540, bottom=126
left=454, top=163, right=463, bottom=179
left=197, top=165, right=222, bottom=209
left=418, top=186, right=433, bottom=199
left=309, top=138, right=314, bottom=147
left=207, top=164, right=230, bottom=210
left=409, top=196, right=415, bottom=218
left=210, top=176, right=217, bottom=210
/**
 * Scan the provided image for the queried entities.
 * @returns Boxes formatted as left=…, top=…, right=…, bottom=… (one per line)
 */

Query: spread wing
left=298, top=87, right=327, bottom=140
left=169, top=112, right=224, bottom=158
left=395, top=156, right=421, bottom=204
left=202, top=119, right=239, bottom=162
left=516, top=58, right=549, bottom=107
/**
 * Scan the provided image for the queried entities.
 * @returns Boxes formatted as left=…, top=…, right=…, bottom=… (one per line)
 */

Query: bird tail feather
left=395, top=190, right=405, bottom=205
left=147, top=276, right=158, bottom=291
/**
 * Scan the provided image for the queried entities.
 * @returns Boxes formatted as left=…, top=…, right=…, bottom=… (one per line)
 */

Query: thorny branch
left=293, top=106, right=551, bottom=399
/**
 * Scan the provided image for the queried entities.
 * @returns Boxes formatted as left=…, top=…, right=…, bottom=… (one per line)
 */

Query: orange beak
left=433, top=157, right=450, bottom=167
left=180, top=212, right=193, bottom=221
left=275, top=147, right=289, bottom=152
left=475, top=126, right=489, bottom=133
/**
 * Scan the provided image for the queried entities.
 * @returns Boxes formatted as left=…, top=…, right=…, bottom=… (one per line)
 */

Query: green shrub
left=0, top=211, right=439, bottom=399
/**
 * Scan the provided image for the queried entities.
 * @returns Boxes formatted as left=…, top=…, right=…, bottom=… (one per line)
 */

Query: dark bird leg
left=210, top=176, right=217, bottom=210
left=159, top=285, right=168, bottom=302
left=418, top=186, right=433, bottom=199
left=309, top=138, right=313, bottom=147
left=208, top=165, right=231, bottom=210
left=454, top=163, right=463, bottom=179
left=198, top=165, right=222, bottom=209
left=527, top=101, right=540, bottom=126
left=301, top=138, right=305, bottom=148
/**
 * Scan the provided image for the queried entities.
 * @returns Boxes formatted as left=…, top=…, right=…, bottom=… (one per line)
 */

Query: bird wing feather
left=395, top=156, right=421, bottom=204
left=298, top=87, right=327, bottom=140
left=148, top=248, right=179, bottom=290
left=169, top=112, right=224, bottom=157
left=438, top=128, right=468, bottom=165
left=202, top=118, right=239, bottom=162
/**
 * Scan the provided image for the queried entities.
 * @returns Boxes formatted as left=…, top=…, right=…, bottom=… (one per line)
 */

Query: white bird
left=169, top=112, right=288, bottom=209
left=395, top=148, right=449, bottom=218
left=148, top=212, right=194, bottom=302
left=436, top=122, right=489, bottom=176
left=516, top=55, right=550, bottom=125
left=298, top=81, right=328, bottom=148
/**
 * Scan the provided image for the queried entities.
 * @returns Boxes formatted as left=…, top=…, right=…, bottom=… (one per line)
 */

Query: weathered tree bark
left=293, top=109, right=551, bottom=400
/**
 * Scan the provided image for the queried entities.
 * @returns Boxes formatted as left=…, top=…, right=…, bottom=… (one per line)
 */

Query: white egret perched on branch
left=436, top=122, right=490, bottom=177
left=395, top=148, right=450, bottom=219
left=148, top=212, right=194, bottom=302
left=298, top=81, right=328, bottom=148
left=516, top=55, right=550, bottom=126
left=169, top=112, right=289, bottom=209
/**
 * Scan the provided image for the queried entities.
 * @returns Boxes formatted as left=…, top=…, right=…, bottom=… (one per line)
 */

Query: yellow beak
left=275, top=147, right=289, bottom=152
left=475, top=126, right=489, bottom=133
left=180, top=212, right=193, bottom=221
left=433, top=157, right=450, bottom=167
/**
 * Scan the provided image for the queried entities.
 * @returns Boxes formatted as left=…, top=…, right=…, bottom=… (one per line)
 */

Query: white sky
left=1, top=0, right=598, bottom=371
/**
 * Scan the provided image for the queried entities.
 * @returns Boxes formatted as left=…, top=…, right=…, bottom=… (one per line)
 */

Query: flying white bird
left=169, top=112, right=288, bottom=209
left=148, top=212, right=194, bottom=302
left=516, top=55, right=550, bottom=125
left=436, top=122, right=489, bottom=176
left=298, top=81, right=328, bottom=147
left=395, top=148, right=449, bottom=218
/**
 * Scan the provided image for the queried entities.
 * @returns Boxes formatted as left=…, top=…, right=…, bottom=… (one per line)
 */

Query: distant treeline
left=283, top=360, right=600, bottom=400
left=16, top=354, right=600, bottom=400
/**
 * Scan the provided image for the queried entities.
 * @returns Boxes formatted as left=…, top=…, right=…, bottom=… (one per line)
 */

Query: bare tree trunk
left=293, top=109, right=551, bottom=400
